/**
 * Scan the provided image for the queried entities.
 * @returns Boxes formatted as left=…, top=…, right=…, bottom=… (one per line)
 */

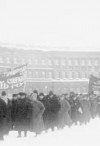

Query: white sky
left=0, top=0, right=100, bottom=51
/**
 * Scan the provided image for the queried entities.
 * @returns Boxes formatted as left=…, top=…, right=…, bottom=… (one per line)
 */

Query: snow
left=0, top=117, right=100, bottom=146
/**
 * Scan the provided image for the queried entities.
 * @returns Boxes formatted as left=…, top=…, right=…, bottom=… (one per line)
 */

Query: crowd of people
left=0, top=90, right=100, bottom=140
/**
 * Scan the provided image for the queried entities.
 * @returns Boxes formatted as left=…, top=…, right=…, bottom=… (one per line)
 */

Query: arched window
left=74, top=60, right=78, bottom=66
left=68, top=60, right=72, bottom=66
left=28, top=71, right=32, bottom=78
left=48, top=60, right=52, bottom=65
left=28, top=59, right=32, bottom=65
left=55, top=71, right=60, bottom=79
left=0, top=57, right=3, bottom=63
left=55, top=60, right=59, bottom=65
left=81, top=72, right=86, bottom=79
left=68, top=71, right=73, bottom=79
left=62, top=71, right=66, bottom=79
left=35, top=59, right=38, bottom=65
left=42, top=60, right=46, bottom=65
left=35, top=72, right=39, bottom=78
left=6, top=57, right=10, bottom=64
left=61, top=60, right=66, bottom=66
left=74, top=72, right=79, bottom=79
left=81, top=59, right=85, bottom=66
left=21, top=58, right=25, bottom=64
left=49, top=72, right=52, bottom=79
left=14, top=58, right=18, bottom=64
left=87, top=59, right=92, bottom=66
left=42, top=72, right=45, bottom=78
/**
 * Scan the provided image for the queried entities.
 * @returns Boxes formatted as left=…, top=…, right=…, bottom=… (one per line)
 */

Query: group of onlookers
left=0, top=90, right=100, bottom=140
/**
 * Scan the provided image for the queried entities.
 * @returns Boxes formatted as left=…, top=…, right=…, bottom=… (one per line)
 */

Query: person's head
left=39, top=93, right=44, bottom=100
left=17, top=92, right=22, bottom=99
left=64, top=93, right=68, bottom=99
left=13, top=94, right=18, bottom=100
left=1, top=91, right=8, bottom=102
left=21, top=93, right=26, bottom=99
left=31, top=90, right=38, bottom=101
left=1, top=91, right=7, bottom=97
left=49, top=91, right=54, bottom=98
left=61, top=95, right=64, bottom=100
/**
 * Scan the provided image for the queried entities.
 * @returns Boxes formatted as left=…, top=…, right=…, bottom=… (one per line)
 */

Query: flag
left=88, top=74, right=100, bottom=95
left=0, top=64, right=27, bottom=90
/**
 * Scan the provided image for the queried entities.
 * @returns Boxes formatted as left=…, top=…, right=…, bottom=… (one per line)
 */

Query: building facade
left=0, top=47, right=100, bottom=95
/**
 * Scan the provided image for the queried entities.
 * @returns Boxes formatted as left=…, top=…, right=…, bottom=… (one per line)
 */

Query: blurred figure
left=47, top=91, right=61, bottom=131
left=30, top=91, right=45, bottom=136
left=15, top=92, right=32, bottom=137
left=11, top=94, right=18, bottom=130
left=58, top=94, right=72, bottom=129
left=0, top=91, right=8, bottom=140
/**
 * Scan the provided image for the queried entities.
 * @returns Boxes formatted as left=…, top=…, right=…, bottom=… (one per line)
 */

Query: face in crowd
left=32, top=92, right=38, bottom=101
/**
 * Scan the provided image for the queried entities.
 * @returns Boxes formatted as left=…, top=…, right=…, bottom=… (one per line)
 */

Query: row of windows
left=14, top=86, right=88, bottom=94
left=27, top=71, right=99, bottom=79
left=0, top=57, right=100, bottom=66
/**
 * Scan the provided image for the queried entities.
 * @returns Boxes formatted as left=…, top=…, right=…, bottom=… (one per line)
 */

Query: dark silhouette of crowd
left=0, top=90, right=100, bottom=140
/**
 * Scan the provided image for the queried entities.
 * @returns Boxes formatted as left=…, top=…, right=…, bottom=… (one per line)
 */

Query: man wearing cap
left=30, top=90, right=45, bottom=136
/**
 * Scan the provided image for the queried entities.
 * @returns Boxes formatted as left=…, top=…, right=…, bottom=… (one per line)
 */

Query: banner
left=0, top=64, right=27, bottom=90
left=88, top=74, right=100, bottom=95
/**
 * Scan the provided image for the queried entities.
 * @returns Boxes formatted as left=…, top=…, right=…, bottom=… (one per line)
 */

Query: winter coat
left=30, top=100, right=45, bottom=134
left=15, top=98, right=32, bottom=131
left=58, top=99, right=72, bottom=128
left=0, top=98, right=8, bottom=135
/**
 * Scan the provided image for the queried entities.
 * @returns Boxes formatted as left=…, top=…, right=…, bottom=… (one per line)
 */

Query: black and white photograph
left=0, top=0, right=100, bottom=145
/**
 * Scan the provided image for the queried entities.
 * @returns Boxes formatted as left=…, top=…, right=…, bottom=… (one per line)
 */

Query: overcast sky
left=0, top=0, right=100, bottom=51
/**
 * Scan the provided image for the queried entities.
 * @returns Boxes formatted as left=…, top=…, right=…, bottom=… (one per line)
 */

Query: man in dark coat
left=11, top=94, right=18, bottom=130
left=30, top=91, right=45, bottom=136
left=0, top=91, right=8, bottom=140
left=70, top=95, right=82, bottom=125
left=15, top=92, right=32, bottom=137
left=47, top=91, right=61, bottom=130
left=58, top=95, right=72, bottom=129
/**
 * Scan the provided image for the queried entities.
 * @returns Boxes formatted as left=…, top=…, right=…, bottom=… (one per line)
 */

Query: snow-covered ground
left=1, top=117, right=100, bottom=146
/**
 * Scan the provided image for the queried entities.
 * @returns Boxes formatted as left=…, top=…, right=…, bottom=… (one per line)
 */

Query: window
left=28, top=71, right=32, bottom=78
left=74, top=60, right=78, bottom=66
left=35, top=72, right=38, bottom=78
left=6, top=57, right=10, bottom=64
left=94, top=60, right=99, bottom=65
left=74, top=72, right=79, bottom=79
left=55, top=60, right=59, bottom=65
left=55, top=71, right=60, bottom=79
left=62, top=71, right=66, bottom=79
left=68, top=71, right=73, bottom=79
left=68, top=60, right=72, bottom=66
left=81, top=60, right=85, bottom=66
left=35, top=59, right=38, bottom=65
left=48, top=60, right=52, bottom=65
left=49, top=72, right=52, bottom=79
left=81, top=72, right=86, bottom=79
left=0, top=57, right=3, bottom=63
left=87, top=59, right=92, bottom=66
left=28, top=59, right=32, bottom=65
left=14, top=58, right=18, bottom=64
left=61, top=60, right=66, bottom=66
left=42, top=60, right=46, bottom=65
left=42, top=72, right=45, bottom=78
left=21, top=58, right=25, bottom=64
